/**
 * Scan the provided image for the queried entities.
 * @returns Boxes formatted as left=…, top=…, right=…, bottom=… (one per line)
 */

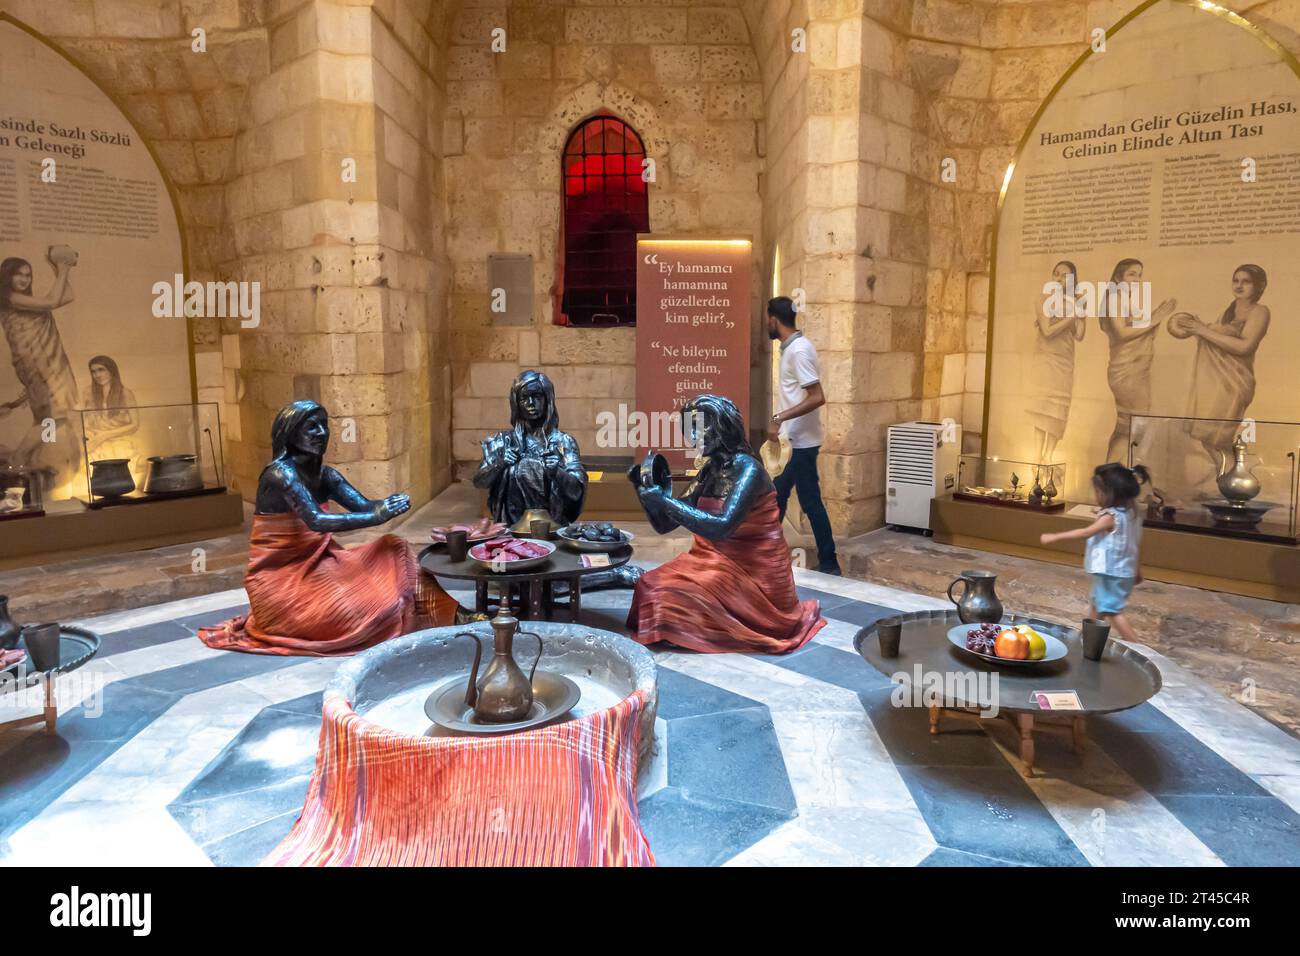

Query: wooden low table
left=855, top=609, right=1162, bottom=776
left=419, top=542, right=633, bottom=621
left=0, top=625, right=102, bottom=735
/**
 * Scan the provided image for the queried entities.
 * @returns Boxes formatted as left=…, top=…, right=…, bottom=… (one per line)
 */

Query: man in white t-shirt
left=765, top=296, right=840, bottom=575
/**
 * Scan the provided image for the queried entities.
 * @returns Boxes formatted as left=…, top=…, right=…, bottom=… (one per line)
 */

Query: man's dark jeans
left=773, top=445, right=839, bottom=572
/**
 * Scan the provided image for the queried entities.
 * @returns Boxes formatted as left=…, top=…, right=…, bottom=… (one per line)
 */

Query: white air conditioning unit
left=885, top=421, right=961, bottom=532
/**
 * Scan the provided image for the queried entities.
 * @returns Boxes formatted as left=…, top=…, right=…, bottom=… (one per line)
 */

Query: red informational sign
left=635, top=238, right=752, bottom=469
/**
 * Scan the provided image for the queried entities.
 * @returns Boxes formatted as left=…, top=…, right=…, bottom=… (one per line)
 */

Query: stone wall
left=12, top=0, right=1300, bottom=535
left=442, top=0, right=765, bottom=471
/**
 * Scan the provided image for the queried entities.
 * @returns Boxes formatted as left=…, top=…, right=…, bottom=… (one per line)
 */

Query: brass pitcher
left=459, top=605, right=544, bottom=723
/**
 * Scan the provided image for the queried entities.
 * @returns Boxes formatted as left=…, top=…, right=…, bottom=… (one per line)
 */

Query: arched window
left=557, top=116, right=650, bottom=327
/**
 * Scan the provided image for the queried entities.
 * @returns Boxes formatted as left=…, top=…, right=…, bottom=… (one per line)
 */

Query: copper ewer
left=458, top=606, right=543, bottom=723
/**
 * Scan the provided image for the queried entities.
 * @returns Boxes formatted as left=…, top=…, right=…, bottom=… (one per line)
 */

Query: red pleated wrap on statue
left=627, top=491, right=825, bottom=654
left=265, top=691, right=655, bottom=867
left=198, top=512, right=458, bottom=656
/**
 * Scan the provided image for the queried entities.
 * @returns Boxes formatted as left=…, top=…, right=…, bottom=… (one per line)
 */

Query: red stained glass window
left=558, top=116, right=650, bottom=327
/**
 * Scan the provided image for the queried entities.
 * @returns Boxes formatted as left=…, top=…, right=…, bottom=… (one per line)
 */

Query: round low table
left=419, top=543, right=633, bottom=620
left=0, top=625, right=102, bottom=735
left=855, top=609, right=1161, bottom=775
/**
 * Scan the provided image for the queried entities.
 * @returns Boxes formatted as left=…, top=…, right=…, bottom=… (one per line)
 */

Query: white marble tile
left=795, top=806, right=938, bottom=866
left=5, top=801, right=215, bottom=867
left=770, top=710, right=919, bottom=813
left=722, top=818, right=869, bottom=867
left=982, top=725, right=1223, bottom=868
left=657, top=651, right=863, bottom=714
left=794, top=569, right=949, bottom=611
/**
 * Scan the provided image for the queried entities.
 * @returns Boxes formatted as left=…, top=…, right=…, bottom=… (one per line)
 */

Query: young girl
left=1040, top=462, right=1149, bottom=642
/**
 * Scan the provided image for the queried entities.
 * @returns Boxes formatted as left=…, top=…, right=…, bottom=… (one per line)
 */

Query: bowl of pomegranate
left=469, top=536, right=556, bottom=572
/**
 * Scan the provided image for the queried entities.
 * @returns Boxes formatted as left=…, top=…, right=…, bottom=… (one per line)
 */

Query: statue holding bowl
left=626, top=394, right=825, bottom=654
left=199, top=400, right=472, bottom=656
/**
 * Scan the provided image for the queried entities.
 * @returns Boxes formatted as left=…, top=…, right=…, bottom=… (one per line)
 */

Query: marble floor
left=2, top=567, right=1299, bottom=867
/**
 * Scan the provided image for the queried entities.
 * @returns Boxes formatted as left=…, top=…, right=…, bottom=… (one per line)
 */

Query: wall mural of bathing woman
left=0, top=247, right=83, bottom=493
left=1027, top=260, right=1086, bottom=465
left=1174, top=264, right=1270, bottom=466
left=1099, top=258, right=1177, bottom=464
left=82, top=354, right=140, bottom=465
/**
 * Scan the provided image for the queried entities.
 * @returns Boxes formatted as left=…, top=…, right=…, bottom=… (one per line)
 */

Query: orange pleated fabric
left=627, top=491, right=825, bottom=654
left=265, top=691, right=655, bottom=867
left=198, top=513, right=458, bottom=657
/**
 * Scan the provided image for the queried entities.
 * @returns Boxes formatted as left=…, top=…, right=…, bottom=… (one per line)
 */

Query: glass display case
left=79, top=402, right=226, bottom=508
left=1128, top=415, right=1298, bottom=543
left=954, top=456, right=1067, bottom=512
left=0, top=460, right=44, bottom=520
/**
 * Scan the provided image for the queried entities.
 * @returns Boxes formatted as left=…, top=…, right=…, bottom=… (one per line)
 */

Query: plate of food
left=946, top=622, right=1068, bottom=666
left=469, top=537, right=556, bottom=572
left=430, top=518, right=510, bottom=544
left=556, top=521, right=633, bottom=552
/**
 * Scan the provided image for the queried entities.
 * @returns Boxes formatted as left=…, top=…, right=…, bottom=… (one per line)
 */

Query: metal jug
left=1216, top=438, right=1261, bottom=504
left=946, top=569, right=1004, bottom=624
left=459, top=605, right=543, bottom=723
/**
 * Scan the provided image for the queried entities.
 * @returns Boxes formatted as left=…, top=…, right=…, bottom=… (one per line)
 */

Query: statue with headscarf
left=473, top=369, right=587, bottom=526
left=626, top=394, right=826, bottom=654
left=198, top=400, right=473, bottom=656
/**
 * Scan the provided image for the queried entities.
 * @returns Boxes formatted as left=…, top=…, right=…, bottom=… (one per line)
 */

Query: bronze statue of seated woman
left=626, top=394, right=825, bottom=653
left=474, top=368, right=639, bottom=588
left=199, top=400, right=473, bottom=656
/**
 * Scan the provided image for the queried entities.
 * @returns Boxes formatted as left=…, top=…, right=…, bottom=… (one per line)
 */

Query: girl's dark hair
left=1092, top=462, right=1150, bottom=510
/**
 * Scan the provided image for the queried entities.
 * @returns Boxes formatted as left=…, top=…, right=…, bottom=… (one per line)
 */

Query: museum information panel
left=988, top=0, right=1300, bottom=503
left=0, top=19, right=190, bottom=503
left=636, top=238, right=751, bottom=468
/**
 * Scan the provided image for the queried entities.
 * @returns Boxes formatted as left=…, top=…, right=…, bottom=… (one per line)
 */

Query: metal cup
left=445, top=529, right=469, bottom=562
left=876, top=617, right=902, bottom=658
left=529, top=518, right=550, bottom=540
left=22, top=622, right=61, bottom=672
left=1081, top=618, right=1111, bottom=662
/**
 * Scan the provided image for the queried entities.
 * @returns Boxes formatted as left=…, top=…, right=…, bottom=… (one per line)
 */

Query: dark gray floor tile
left=171, top=776, right=312, bottom=849
left=638, top=786, right=794, bottom=866
left=862, top=688, right=1007, bottom=768
left=918, top=846, right=1026, bottom=866
left=760, top=642, right=893, bottom=694
left=654, top=667, right=762, bottom=720
left=175, top=604, right=250, bottom=632
left=98, top=620, right=193, bottom=657
left=129, top=648, right=305, bottom=695
left=175, top=708, right=319, bottom=804
left=668, top=707, right=795, bottom=813
left=823, top=600, right=904, bottom=629
left=1157, top=795, right=1300, bottom=866
left=201, top=809, right=300, bottom=867
left=898, top=764, right=1090, bottom=867
left=1089, top=720, right=1272, bottom=798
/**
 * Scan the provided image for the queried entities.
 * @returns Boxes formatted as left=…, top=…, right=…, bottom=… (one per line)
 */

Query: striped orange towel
left=266, top=691, right=655, bottom=867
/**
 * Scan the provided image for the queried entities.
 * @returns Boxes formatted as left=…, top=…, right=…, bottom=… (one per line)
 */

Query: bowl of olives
left=557, top=521, right=634, bottom=553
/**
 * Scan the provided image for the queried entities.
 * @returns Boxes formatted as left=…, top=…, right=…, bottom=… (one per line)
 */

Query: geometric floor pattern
left=2, top=569, right=1299, bottom=866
